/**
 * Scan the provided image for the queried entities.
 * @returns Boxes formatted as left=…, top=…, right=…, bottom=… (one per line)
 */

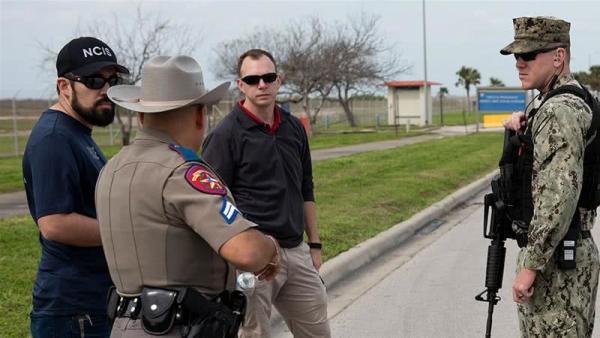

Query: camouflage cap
left=500, top=16, right=570, bottom=55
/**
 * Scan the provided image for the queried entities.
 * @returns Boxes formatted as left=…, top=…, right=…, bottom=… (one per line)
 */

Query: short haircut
left=237, top=49, right=277, bottom=77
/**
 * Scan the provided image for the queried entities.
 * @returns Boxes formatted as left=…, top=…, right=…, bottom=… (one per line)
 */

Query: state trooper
left=95, top=55, right=281, bottom=337
left=500, top=16, right=600, bottom=337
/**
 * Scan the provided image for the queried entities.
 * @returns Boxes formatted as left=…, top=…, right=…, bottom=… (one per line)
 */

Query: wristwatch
left=308, top=242, right=322, bottom=250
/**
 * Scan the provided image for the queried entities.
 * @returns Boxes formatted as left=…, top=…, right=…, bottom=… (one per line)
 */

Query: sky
left=1, top=0, right=599, bottom=99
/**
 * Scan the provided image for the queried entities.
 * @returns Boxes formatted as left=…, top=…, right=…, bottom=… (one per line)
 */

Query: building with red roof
left=384, top=80, right=440, bottom=126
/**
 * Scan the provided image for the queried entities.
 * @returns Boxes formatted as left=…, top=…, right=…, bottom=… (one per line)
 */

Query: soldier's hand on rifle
left=512, top=268, right=536, bottom=303
left=502, top=111, right=526, bottom=132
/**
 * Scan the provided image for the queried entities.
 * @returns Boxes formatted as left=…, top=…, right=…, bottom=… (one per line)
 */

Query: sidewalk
left=311, top=134, right=443, bottom=161
left=0, top=125, right=497, bottom=218
left=0, top=191, right=27, bottom=218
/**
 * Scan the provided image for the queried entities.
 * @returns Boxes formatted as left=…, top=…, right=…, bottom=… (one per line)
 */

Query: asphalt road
left=272, top=190, right=600, bottom=338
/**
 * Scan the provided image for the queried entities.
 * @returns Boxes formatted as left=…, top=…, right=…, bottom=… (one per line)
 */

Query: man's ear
left=554, top=48, right=566, bottom=66
left=236, top=79, right=246, bottom=94
left=57, top=78, right=72, bottom=99
left=195, top=105, right=207, bottom=130
left=138, top=112, right=145, bottom=126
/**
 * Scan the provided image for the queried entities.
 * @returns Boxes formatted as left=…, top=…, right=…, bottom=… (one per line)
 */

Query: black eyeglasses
left=240, top=72, right=278, bottom=85
left=64, top=74, right=123, bottom=90
left=514, top=48, right=556, bottom=62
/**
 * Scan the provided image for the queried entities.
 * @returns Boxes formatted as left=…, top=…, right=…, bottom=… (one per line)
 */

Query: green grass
left=315, top=131, right=502, bottom=259
left=0, top=132, right=502, bottom=336
left=100, top=145, right=122, bottom=159
left=432, top=110, right=480, bottom=126
left=0, top=216, right=39, bottom=338
left=0, top=125, right=129, bottom=157
left=0, top=119, right=38, bottom=132
left=0, top=156, right=25, bottom=193
left=0, top=131, right=423, bottom=193
left=0, top=135, right=29, bottom=157
left=309, top=129, right=425, bottom=151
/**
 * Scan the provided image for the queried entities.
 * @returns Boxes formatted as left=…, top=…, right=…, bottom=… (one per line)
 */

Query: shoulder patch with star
left=184, top=164, right=227, bottom=196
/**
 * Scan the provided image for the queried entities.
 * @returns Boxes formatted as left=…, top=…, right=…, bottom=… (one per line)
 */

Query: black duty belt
left=107, top=287, right=246, bottom=337
left=114, top=295, right=142, bottom=320
left=109, top=290, right=189, bottom=325
left=581, top=230, right=592, bottom=239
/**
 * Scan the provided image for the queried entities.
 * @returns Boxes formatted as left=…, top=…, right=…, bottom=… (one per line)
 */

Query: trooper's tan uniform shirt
left=95, top=128, right=255, bottom=296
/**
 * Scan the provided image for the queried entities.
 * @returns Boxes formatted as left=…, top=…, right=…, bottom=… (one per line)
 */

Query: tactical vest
left=503, top=83, right=600, bottom=232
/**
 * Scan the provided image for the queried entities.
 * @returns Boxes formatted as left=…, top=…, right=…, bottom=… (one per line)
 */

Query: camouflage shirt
left=522, top=73, right=595, bottom=270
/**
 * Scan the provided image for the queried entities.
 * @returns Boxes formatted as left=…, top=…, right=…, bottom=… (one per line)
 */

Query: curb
left=319, top=169, right=498, bottom=289
left=270, top=169, right=498, bottom=330
left=270, top=169, right=498, bottom=329
left=320, top=170, right=498, bottom=287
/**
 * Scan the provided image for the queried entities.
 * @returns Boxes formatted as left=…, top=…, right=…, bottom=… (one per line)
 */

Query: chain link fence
left=0, top=96, right=471, bottom=158
left=0, top=99, right=240, bottom=158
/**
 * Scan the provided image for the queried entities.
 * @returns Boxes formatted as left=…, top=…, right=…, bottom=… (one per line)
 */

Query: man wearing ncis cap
left=23, top=37, right=129, bottom=337
left=96, top=55, right=281, bottom=337
left=500, top=17, right=600, bottom=337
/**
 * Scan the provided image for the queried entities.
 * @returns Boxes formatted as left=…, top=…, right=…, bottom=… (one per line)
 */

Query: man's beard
left=71, top=90, right=115, bottom=127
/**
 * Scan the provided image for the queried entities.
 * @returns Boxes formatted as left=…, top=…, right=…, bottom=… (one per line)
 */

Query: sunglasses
left=64, top=74, right=123, bottom=90
left=514, top=48, right=556, bottom=62
left=240, top=72, right=278, bottom=85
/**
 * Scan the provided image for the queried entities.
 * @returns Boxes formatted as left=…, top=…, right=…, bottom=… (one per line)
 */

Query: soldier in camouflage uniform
left=501, top=17, right=600, bottom=337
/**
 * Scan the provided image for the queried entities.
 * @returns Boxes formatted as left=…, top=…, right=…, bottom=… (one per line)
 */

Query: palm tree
left=455, top=66, right=481, bottom=112
left=489, top=77, right=505, bottom=87
left=438, top=87, right=449, bottom=125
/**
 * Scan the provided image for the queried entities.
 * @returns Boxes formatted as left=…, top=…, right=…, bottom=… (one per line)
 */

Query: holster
left=107, top=286, right=119, bottom=325
left=140, top=287, right=180, bottom=335
left=182, top=290, right=246, bottom=338
left=126, top=287, right=247, bottom=338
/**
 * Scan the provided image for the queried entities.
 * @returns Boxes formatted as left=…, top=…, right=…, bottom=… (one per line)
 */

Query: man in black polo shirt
left=202, top=49, right=330, bottom=338
left=23, top=37, right=129, bottom=337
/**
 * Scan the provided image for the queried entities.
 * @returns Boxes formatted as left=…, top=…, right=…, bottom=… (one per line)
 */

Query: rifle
left=475, top=129, right=519, bottom=338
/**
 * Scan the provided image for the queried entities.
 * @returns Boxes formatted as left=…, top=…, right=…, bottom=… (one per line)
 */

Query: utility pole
left=12, top=90, right=21, bottom=157
left=422, top=0, right=429, bottom=125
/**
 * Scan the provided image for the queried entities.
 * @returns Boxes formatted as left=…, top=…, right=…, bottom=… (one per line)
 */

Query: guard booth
left=385, top=80, right=440, bottom=126
left=477, top=87, right=531, bottom=128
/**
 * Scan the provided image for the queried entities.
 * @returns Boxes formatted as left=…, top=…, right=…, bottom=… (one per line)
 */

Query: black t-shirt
left=22, top=109, right=111, bottom=315
left=202, top=104, right=314, bottom=248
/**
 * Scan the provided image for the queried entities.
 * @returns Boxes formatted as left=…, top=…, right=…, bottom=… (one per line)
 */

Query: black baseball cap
left=56, top=37, right=130, bottom=77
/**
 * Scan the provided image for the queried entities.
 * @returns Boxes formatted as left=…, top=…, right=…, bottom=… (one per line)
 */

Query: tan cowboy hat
left=108, top=55, right=229, bottom=113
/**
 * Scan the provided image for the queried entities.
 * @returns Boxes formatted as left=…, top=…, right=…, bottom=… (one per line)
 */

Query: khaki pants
left=240, top=242, right=331, bottom=338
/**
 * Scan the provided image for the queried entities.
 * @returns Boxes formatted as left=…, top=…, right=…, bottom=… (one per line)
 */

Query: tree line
left=41, top=8, right=409, bottom=144
left=40, top=6, right=600, bottom=144
left=212, top=14, right=409, bottom=127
